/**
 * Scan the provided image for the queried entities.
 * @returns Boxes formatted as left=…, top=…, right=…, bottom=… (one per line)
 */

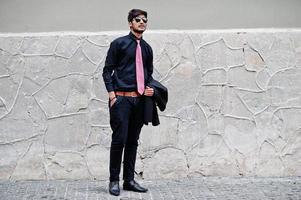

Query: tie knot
left=137, top=40, right=140, bottom=44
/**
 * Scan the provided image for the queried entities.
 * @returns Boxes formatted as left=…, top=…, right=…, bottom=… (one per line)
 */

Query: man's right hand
left=110, top=97, right=117, bottom=107
left=109, top=91, right=116, bottom=108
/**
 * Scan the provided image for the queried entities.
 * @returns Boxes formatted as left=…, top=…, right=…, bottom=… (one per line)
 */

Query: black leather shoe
left=109, top=181, right=120, bottom=196
left=123, top=180, right=148, bottom=193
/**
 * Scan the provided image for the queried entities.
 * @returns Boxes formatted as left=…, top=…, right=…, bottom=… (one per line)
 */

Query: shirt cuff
left=105, top=84, right=114, bottom=93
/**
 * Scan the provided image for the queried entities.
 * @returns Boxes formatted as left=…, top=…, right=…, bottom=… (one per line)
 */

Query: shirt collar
left=129, top=31, right=143, bottom=41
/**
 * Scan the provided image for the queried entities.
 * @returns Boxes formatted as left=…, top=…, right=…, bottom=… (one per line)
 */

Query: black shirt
left=102, top=31, right=154, bottom=92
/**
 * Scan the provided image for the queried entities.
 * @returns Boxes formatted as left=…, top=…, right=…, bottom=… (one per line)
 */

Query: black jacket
left=144, top=79, right=168, bottom=126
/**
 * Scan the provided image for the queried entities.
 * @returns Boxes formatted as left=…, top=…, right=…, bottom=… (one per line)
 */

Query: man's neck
left=131, top=30, right=143, bottom=39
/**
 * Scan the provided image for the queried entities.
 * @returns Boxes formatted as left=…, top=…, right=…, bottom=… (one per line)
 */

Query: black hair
left=128, top=9, right=147, bottom=22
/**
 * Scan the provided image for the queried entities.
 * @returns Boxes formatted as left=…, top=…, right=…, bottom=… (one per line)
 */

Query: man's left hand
left=144, top=86, right=154, bottom=96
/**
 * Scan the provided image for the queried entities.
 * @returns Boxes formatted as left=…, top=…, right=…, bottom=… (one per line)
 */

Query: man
left=102, top=9, right=154, bottom=196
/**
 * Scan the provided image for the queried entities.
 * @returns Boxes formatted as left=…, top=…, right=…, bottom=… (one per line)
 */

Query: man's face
left=129, top=14, right=148, bottom=33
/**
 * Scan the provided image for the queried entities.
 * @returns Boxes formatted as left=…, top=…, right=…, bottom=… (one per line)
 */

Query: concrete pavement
left=0, top=176, right=300, bottom=199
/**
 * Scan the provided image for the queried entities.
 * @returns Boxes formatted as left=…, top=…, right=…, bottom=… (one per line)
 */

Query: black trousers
left=109, top=95, right=144, bottom=182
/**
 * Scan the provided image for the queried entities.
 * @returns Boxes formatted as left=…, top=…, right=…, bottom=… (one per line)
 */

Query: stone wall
left=0, top=29, right=301, bottom=180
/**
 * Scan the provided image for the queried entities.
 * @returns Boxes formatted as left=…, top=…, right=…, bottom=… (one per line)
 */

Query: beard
left=132, top=26, right=145, bottom=34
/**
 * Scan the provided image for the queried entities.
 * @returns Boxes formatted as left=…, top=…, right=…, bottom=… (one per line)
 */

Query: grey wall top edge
left=1, top=28, right=301, bottom=37
left=1, top=0, right=301, bottom=33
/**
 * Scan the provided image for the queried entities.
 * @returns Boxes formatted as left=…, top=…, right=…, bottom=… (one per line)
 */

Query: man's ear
left=128, top=21, right=133, bottom=28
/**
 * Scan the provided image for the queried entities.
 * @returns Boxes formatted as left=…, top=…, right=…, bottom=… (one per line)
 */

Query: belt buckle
left=131, top=92, right=135, bottom=97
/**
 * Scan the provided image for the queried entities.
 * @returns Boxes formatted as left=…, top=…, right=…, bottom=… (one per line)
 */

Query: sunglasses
left=133, top=17, right=148, bottom=23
